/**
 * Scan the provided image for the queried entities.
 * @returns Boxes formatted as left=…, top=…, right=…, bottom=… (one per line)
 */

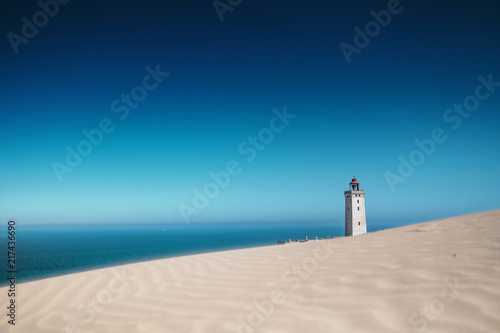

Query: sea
left=0, top=222, right=384, bottom=286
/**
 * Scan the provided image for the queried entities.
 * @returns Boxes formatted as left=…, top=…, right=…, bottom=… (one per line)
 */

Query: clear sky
left=1, top=0, right=499, bottom=226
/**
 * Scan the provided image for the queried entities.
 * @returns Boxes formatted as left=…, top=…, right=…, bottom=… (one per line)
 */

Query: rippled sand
left=1, top=210, right=499, bottom=333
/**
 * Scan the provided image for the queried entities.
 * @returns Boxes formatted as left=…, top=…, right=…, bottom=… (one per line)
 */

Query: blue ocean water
left=0, top=222, right=348, bottom=286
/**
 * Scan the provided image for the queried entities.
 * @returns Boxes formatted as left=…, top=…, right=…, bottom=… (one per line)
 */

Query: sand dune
left=1, top=210, right=500, bottom=332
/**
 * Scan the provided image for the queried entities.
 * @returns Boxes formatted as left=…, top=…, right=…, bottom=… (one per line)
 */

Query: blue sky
left=1, top=0, right=499, bottom=226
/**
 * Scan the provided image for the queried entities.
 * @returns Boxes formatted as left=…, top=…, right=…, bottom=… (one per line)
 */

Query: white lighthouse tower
left=344, top=177, right=367, bottom=236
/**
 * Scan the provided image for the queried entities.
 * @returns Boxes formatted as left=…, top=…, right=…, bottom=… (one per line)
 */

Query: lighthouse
left=344, top=177, right=367, bottom=236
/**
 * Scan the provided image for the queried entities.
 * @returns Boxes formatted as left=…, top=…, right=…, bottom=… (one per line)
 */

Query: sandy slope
left=1, top=210, right=500, bottom=333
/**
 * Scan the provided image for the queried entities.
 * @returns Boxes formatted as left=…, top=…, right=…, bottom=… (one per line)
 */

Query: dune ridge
left=1, top=210, right=500, bottom=332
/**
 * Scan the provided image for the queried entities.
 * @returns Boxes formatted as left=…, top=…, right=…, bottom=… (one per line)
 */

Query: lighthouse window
left=357, top=207, right=359, bottom=211
left=358, top=222, right=360, bottom=226
left=357, top=200, right=359, bottom=203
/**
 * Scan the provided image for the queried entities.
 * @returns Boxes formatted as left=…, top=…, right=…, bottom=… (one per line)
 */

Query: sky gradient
left=1, top=0, right=499, bottom=226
